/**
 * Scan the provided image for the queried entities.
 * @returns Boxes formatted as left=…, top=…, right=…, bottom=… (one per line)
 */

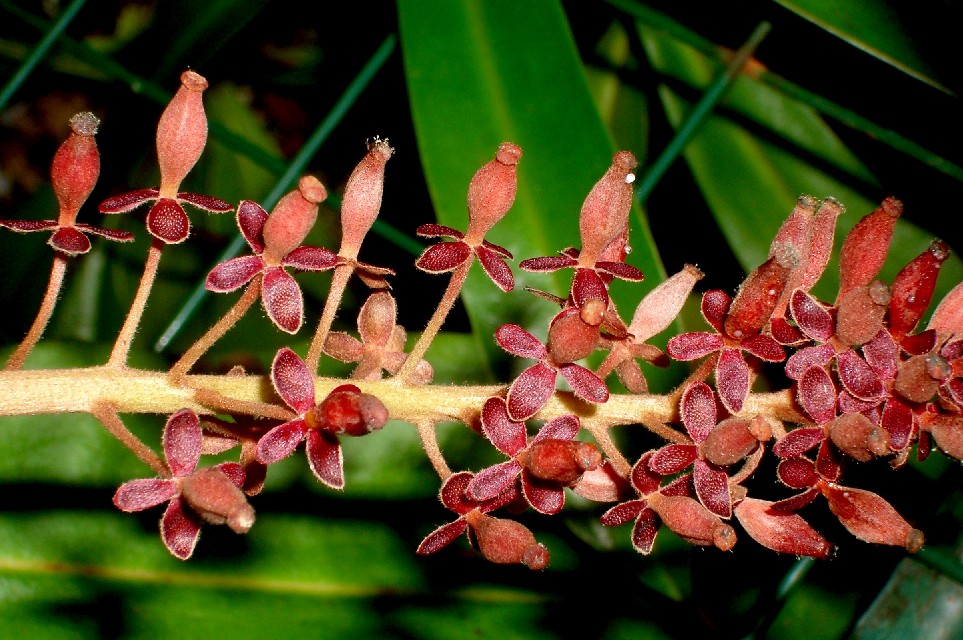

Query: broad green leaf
left=399, top=0, right=664, bottom=376
left=774, top=0, right=955, bottom=95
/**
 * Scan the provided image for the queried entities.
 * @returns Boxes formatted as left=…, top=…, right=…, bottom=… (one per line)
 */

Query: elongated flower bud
left=340, top=138, right=393, bottom=260
left=53, top=112, right=100, bottom=226
left=889, top=240, right=950, bottom=341
left=179, top=467, right=255, bottom=534
left=629, top=264, right=703, bottom=342
left=465, top=511, right=549, bottom=569
left=799, top=197, right=843, bottom=291
left=262, top=176, right=327, bottom=264
left=465, top=142, right=521, bottom=244
left=836, top=197, right=902, bottom=304
left=725, top=256, right=793, bottom=340
left=521, top=439, right=602, bottom=484
left=157, top=70, right=210, bottom=197
left=928, top=281, right=963, bottom=338
left=578, top=151, right=636, bottom=263
left=647, top=493, right=736, bottom=550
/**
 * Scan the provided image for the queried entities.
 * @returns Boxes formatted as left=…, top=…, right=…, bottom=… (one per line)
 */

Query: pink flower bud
left=799, top=197, right=844, bottom=291
left=547, top=308, right=599, bottom=363
left=521, top=439, right=602, bottom=484
left=628, top=264, right=703, bottom=342
left=928, top=282, right=963, bottom=338
left=893, top=355, right=940, bottom=403
left=822, top=484, right=923, bottom=551
left=157, top=70, right=210, bottom=197
left=700, top=417, right=761, bottom=466
left=828, top=412, right=890, bottom=462
left=889, top=239, right=950, bottom=341
left=734, top=497, right=832, bottom=558
left=339, top=137, right=394, bottom=260
left=179, top=467, right=255, bottom=534
left=835, top=282, right=890, bottom=346
left=922, top=412, right=963, bottom=460
left=308, top=384, right=389, bottom=437
left=464, top=511, right=549, bottom=569
left=725, top=257, right=793, bottom=340
left=262, top=175, right=327, bottom=264
left=464, top=142, right=521, bottom=244
left=836, top=197, right=902, bottom=304
left=52, top=112, right=101, bottom=226
left=646, top=493, right=736, bottom=550
left=578, top=151, right=637, bottom=263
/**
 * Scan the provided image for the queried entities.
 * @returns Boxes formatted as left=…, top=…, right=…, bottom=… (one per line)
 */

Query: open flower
left=1, top=112, right=132, bottom=254
left=112, top=409, right=254, bottom=560
left=206, top=176, right=340, bottom=333
left=255, top=348, right=389, bottom=489
left=99, top=70, right=232, bottom=243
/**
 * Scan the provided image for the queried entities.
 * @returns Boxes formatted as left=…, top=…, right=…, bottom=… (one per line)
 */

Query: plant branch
left=90, top=401, right=168, bottom=476
left=4, top=253, right=68, bottom=370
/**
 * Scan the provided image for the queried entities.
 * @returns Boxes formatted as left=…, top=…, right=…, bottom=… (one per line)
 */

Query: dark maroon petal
left=790, top=289, right=834, bottom=341
left=716, top=348, right=749, bottom=414
left=99, top=188, right=159, bottom=213
left=177, top=191, right=233, bottom=212
left=785, top=344, right=836, bottom=380
left=439, top=471, right=476, bottom=514
left=837, top=349, right=885, bottom=401
left=415, top=241, right=472, bottom=273
left=776, top=457, right=819, bottom=489
left=701, top=290, right=732, bottom=333
left=770, top=317, right=804, bottom=345
left=0, top=219, right=59, bottom=232
left=236, top=200, right=267, bottom=253
left=649, top=444, right=698, bottom=475
left=694, top=460, right=731, bottom=519
left=476, top=245, right=514, bottom=292
left=773, top=428, right=825, bottom=458
left=661, top=473, right=695, bottom=497
left=113, top=478, right=178, bottom=512
left=506, top=362, right=557, bottom=421
left=601, top=499, right=646, bottom=526
left=48, top=227, right=91, bottom=255
left=161, top=497, right=202, bottom=560
left=522, top=470, right=565, bottom=515
left=770, top=488, right=820, bottom=512
left=630, top=507, right=660, bottom=554
left=902, top=329, right=937, bottom=356
left=495, top=324, right=548, bottom=360
left=797, top=366, right=837, bottom=424
left=466, top=460, right=522, bottom=502
left=559, top=363, right=609, bottom=404
left=206, top=255, right=264, bottom=292
left=416, top=518, right=469, bottom=554
left=163, top=408, right=202, bottom=477
left=262, top=267, right=304, bottom=334
left=480, top=397, right=527, bottom=456
left=596, top=261, right=644, bottom=282
left=479, top=477, right=523, bottom=513
left=215, top=461, right=246, bottom=488
left=862, top=329, right=899, bottom=379
left=534, top=414, right=579, bottom=442
left=480, top=239, right=512, bottom=259
left=815, top=440, right=841, bottom=481
left=881, top=398, right=914, bottom=451
left=666, top=332, right=724, bottom=361
left=255, top=419, right=308, bottom=464
left=518, top=255, right=576, bottom=272
left=271, top=347, right=316, bottom=412
left=147, top=198, right=190, bottom=243
left=632, top=452, right=662, bottom=495
left=837, top=390, right=880, bottom=414
left=306, top=430, right=344, bottom=489
left=571, top=268, right=608, bottom=309
left=415, top=223, right=463, bottom=239
left=283, top=246, right=340, bottom=271
left=734, top=497, right=832, bottom=557
left=681, top=381, right=716, bottom=444
left=73, top=224, right=134, bottom=243
left=741, top=334, right=786, bottom=362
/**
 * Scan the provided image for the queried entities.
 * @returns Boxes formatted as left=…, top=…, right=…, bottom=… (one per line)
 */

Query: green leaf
left=398, top=0, right=664, bottom=374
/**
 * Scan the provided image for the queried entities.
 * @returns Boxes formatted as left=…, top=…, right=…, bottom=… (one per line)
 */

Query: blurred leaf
left=774, top=0, right=955, bottom=95
left=399, top=0, right=664, bottom=375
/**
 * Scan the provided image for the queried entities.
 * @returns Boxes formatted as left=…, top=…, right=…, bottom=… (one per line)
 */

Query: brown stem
left=396, top=260, right=472, bottom=382
left=192, top=386, right=295, bottom=422
left=107, top=238, right=164, bottom=368
left=416, top=420, right=451, bottom=480
left=91, top=402, right=168, bottom=476
left=582, top=422, right=632, bottom=477
left=5, top=253, right=68, bottom=370
left=169, top=276, right=263, bottom=380
left=306, top=263, right=353, bottom=373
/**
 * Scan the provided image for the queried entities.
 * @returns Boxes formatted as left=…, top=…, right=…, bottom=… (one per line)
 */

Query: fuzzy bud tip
left=180, top=70, right=209, bottom=92
left=298, top=175, right=328, bottom=204
left=495, top=142, right=522, bottom=166
left=69, top=112, right=100, bottom=136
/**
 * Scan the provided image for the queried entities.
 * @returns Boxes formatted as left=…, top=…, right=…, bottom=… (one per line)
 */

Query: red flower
left=465, top=397, right=600, bottom=514
left=112, top=409, right=254, bottom=560
left=206, top=177, right=340, bottom=333
left=99, top=71, right=232, bottom=243
left=255, top=348, right=388, bottom=489
left=1, top=112, right=132, bottom=254
left=496, top=315, right=609, bottom=421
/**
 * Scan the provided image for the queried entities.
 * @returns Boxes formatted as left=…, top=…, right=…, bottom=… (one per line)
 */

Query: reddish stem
left=5, top=253, right=68, bottom=370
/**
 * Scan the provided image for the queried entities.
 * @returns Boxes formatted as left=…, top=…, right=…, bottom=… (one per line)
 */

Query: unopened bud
left=308, top=385, right=389, bottom=437
left=464, top=142, right=521, bottom=244
left=578, top=151, right=637, bottom=263
left=340, top=137, right=393, bottom=260
left=701, top=418, right=761, bottom=466
left=889, top=239, right=950, bottom=341
left=52, top=112, right=101, bottom=226
left=835, top=283, right=889, bottom=346
left=179, top=467, right=255, bottom=534
left=725, top=257, right=792, bottom=340
left=836, top=197, right=902, bottom=304
left=822, top=484, right=922, bottom=551
left=893, top=355, right=941, bottom=403
left=928, top=281, right=963, bottom=338
left=465, top=511, right=549, bottom=569
left=262, top=176, right=327, bottom=263
left=647, top=493, right=736, bottom=550
left=521, top=439, right=602, bottom=484
left=157, top=70, right=210, bottom=196
left=547, top=308, right=599, bottom=363
left=629, top=264, right=703, bottom=342
left=828, top=412, right=890, bottom=461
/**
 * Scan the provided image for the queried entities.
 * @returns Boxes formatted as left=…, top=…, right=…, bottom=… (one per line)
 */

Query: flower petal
left=534, top=414, right=579, bottom=442
left=506, top=362, right=557, bottom=421
left=790, top=289, right=834, bottom=342
left=283, top=246, right=340, bottom=271
left=271, top=347, right=316, bottom=413
left=177, top=191, right=233, bottom=212
left=415, top=241, right=471, bottom=273
left=797, top=366, right=837, bottom=424
left=558, top=363, right=609, bottom=404
left=439, top=471, right=477, bottom=514
left=836, top=349, right=885, bottom=401
left=785, top=343, right=836, bottom=380
left=666, top=332, right=724, bottom=361
left=206, top=255, right=264, bottom=292
left=163, top=408, right=202, bottom=476
left=522, top=471, right=565, bottom=515
left=161, top=497, right=202, bottom=560
left=480, top=397, right=527, bottom=456
left=741, top=334, right=786, bottom=362
left=415, top=223, right=463, bottom=239
left=73, top=223, right=134, bottom=243
left=681, top=381, right=716, bottom=444
left=306, top=430, right=344, bottom=490
left=262, top=267, right=304, bottom=334
left=773, top=428, right=825, bottom=458
left=494, top=324, right=547, bottom=360
left=416, top=518, right=469, bottom=555
left=0, top=219, right=59, bottom=232
left=601, top=499, right=646, bottom=526
left=518, top=255, right=576, bottom=272
left=113, top=478, right=178, bottom=511
left=630, top=507, right=660, bottom=554
left=146, top=198, right=190, bottom=243
left=255, top=419, right=308, bottom=464
left=694, top=459, right=731, bottom=518
left=476, top=244, right=514, bottom=292
left=99, top=188, right=159, bottom=213
left=716, top=348, right=749, bottom=414
left=649, top=444, right=698, bottom=475
left=235, top=200, right=267, bottom=253
left=595, top=260, right=644, bottom=282
left=466, top=460, right=522, bottom=502
left=48, top=227, right=91, bottom=255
